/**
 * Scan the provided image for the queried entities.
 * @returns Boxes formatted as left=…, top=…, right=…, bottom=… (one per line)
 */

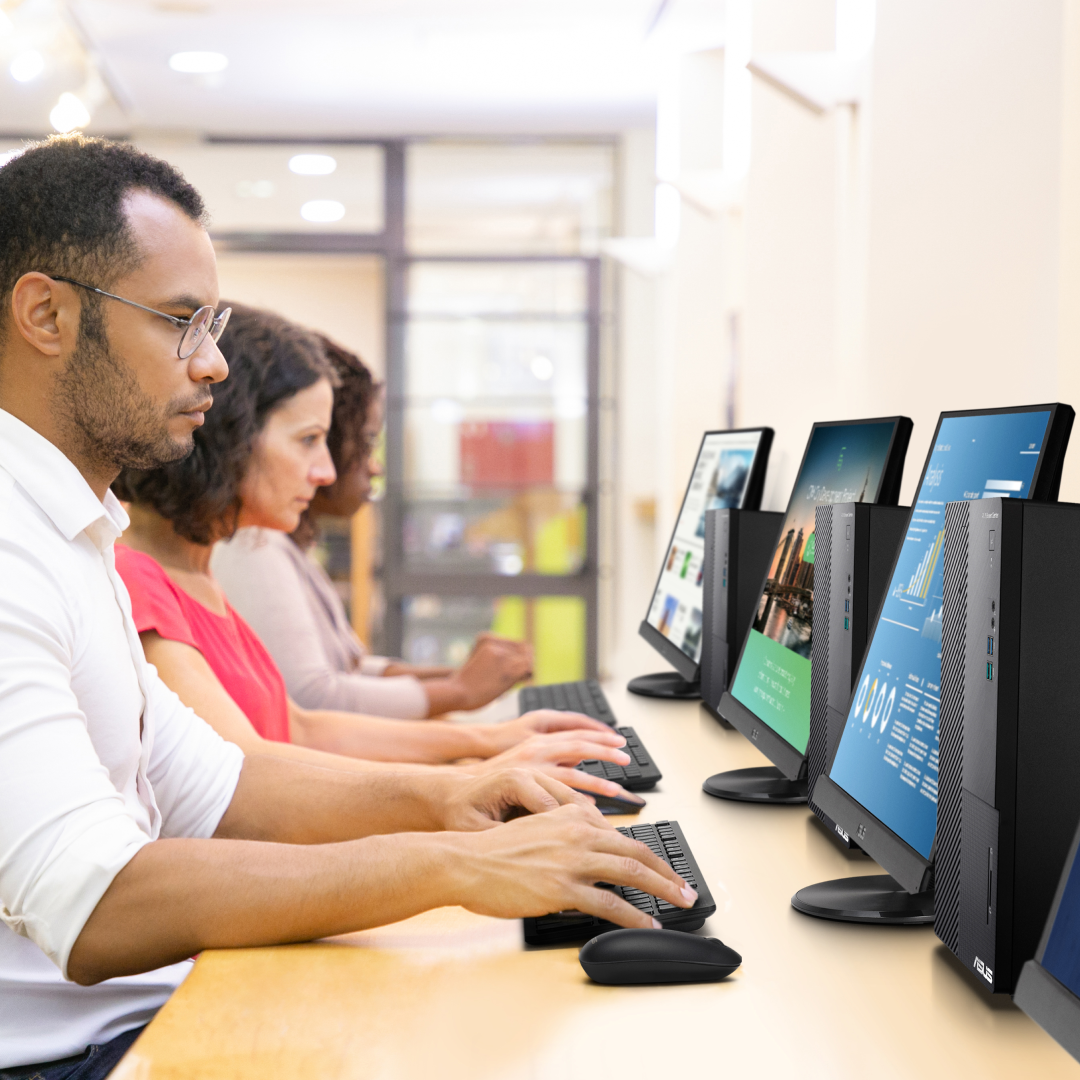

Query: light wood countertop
left=116, top=682, right=1078, bottom=1078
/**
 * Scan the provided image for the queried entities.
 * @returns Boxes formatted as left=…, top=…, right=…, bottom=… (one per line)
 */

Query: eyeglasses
left=47, top=275, right=231, bottom=360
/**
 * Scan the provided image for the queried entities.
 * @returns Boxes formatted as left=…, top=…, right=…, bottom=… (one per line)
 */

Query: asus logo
left=974, top=957, right=994, bottom=984
left=751, top=728, right=759, bottom=741
left=857, top=823, right=867, bottom=840
left=835, top=824, right=850, bottom=842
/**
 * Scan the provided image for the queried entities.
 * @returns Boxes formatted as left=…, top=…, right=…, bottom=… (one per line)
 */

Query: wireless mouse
left=579, top=928, right=741, bottom=984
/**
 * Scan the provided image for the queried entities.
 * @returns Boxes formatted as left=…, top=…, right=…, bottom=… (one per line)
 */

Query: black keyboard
left=519, top=679, right=616, bottom=726
left=524, top=820, right=714, bottom=945
left=518, top=681, right=661, bottom=791
left=577, top=726, right=661, bottom=791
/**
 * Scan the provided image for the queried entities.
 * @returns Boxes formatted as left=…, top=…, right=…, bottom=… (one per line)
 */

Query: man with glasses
left=0, top=136, right=693, bottom=1078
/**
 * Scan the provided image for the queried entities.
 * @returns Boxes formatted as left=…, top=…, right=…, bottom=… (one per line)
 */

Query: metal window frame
left=211, top=138, right=604, bottom=677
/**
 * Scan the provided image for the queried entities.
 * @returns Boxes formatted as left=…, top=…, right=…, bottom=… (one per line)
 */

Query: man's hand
left=446, top=804, right=698, bottom=928
left=430, top=768, right=594, bottom=831
left=482, top=709, right=613, bottom=754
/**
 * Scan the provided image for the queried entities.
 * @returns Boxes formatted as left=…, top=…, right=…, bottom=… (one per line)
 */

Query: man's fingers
left=500, top=774, right=562, bottom=817
left=565, top=885, right=661, bottom=930
left=541, top=739, right=630, bottom=767
left=540, top=766, right=630, bottom=802
left=530, top=772, right=594, bottom=809
left=530, top=711, right=613, bottom=734
left=582, top=836, right=695, bottom=907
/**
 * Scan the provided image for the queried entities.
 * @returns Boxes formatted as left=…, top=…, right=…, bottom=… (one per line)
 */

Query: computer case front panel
left=937, top=499, right=1080, bottom=993
left=701, top=508, right=782, bottom=717
left=808, top=502, right=908, bottom=845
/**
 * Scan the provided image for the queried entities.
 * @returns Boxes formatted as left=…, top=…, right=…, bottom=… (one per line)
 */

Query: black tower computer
left=699, top=506, right=783, bottom=718
left=807, top=502, right=908, bottom=845
left=703, top=416, right=913, bottom=803
left=1015, top=815, right=1080, bottom=1062
left=802, top=404, right=1074, bottom=925
left=630, top=427, right=773, bottom=700
left=934, top=498, right=1080, bottom=993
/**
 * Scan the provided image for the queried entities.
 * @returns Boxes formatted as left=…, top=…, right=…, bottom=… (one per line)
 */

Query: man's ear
left=9, top=273, right=79, bottom=359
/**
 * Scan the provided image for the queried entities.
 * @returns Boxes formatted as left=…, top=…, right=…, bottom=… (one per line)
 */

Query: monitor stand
left=626, top=672, right=701, bottom=699
left=790, top=874, right=935, bottom=925
left=701, top=766, right=808, bottom=804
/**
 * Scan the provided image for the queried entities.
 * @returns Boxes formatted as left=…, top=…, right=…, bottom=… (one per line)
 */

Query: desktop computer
left=699, top=507, right=783, bottom=718
left=806, top=502, right=908, bottom=845
left=703, top=416, right=913, bottom=803
left=801, top=404, right=1074, bottom=925
left=630, top=427, right=774, bottom=700
left=1015, top=815, right=1080, bottom=1062
left=934, top=498, right=1080, bottom=993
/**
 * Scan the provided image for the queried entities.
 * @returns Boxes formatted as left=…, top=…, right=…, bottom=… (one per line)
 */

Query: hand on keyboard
left=476, top=730, right=643, bottom=804
left=449, top=803, right=698, bottom=929
left=485, top=710, right=615, bottom=754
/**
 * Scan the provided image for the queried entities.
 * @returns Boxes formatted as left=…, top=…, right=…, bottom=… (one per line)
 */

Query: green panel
left=490, top=596, right=527, bottom=641
left=533, top=596, right=586, bottom=684
left=730, top=629, right=812, bottom=754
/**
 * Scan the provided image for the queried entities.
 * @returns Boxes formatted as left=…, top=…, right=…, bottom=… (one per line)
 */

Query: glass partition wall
left=172, top=137, right=615, bottom=683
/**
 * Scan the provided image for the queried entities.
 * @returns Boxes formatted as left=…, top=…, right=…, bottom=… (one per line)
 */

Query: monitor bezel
left=638, top=426, right=774, bottom=681
left=817, top=402, right=1074, bottom=890
left=1015, top=814, right=1080, bottom=1063
left=717, top=414, right=914, bottom=773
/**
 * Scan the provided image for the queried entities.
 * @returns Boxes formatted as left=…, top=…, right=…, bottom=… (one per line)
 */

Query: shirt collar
left=0, top=407, right=129, bottom=548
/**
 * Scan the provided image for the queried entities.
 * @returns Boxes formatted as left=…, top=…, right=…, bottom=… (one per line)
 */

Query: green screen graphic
left=731, top=628, right=812, bottom=752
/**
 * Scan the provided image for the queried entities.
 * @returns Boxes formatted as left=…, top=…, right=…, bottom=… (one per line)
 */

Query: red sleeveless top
left=115, top=544, right=291, bottom=743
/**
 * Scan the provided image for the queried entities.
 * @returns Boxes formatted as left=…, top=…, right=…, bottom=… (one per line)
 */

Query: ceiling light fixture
left=300, top=200, right=345, bottom=223
left=289, top=153, right=337, bottom=176
left=50, top=93, right=91, bottom=134
left=10, top=51, right=44, bottom=83
left=168, top=51, right=228, bottom=74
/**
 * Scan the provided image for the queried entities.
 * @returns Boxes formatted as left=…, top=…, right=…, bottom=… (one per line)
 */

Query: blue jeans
left=0, top=1027, right=146, bottom=1080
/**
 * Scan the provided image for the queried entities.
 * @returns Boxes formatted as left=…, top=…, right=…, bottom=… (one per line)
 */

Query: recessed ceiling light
left=289, top=153, right=337, bottom=176
left=168, top=51, right=228, bottom=74
left=10, top=51, right=44, bottom=83
left=300, top=200, right=345, bottom=223
left=50, top=93, right=91, bottom=134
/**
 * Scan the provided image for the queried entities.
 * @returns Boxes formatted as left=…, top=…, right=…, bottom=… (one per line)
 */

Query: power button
left=989, top=529, right=995, bottom=551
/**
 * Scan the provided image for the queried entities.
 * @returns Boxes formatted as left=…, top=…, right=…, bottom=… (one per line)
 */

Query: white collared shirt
left=0, top=408, right=244, bottom=1068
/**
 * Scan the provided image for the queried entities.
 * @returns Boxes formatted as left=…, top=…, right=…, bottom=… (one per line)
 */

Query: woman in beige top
left=213, top=337, right=531, bottom=719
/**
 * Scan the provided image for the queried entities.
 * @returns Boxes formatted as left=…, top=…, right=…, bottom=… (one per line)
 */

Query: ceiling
left=0, top=0, right=725, bottom=138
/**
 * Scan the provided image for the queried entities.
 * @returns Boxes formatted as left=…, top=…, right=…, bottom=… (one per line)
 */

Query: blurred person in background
left=213, top=331, right=530, bottom=719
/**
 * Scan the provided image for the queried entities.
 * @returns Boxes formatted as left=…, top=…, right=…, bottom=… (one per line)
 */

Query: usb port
left=987, top=662, right=993, bottom=681
left=844, top=600, right=850, bottom=612
left=844, top=617, right=849, bottom=631
left=987, top=636, right=993, bottom=656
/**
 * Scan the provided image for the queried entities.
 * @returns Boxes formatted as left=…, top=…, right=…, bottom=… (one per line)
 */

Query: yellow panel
left=532, top=596, right=585, bottom=684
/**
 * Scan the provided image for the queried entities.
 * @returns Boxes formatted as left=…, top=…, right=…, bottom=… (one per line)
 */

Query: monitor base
left=701, top=766, right=808, bottom=804
left=791, top=874, right=935, bottom=924
left=626, top=672, right=701, bottom=700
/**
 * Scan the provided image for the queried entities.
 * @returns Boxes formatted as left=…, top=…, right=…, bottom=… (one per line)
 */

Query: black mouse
left=576, top=789, right=646, bottom=815
left=579, top=928, right=741, bottom=984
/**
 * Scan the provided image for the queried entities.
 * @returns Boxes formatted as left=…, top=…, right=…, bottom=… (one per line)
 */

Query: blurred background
left=2, top=0, right=1077, bottom=684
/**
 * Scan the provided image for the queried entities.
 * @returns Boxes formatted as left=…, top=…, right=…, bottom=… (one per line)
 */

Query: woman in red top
left=113, top=303, right=641, bottom=802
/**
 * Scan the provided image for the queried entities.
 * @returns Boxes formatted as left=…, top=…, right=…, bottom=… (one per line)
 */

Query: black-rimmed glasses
left=47, top=275, right=231, bottom=360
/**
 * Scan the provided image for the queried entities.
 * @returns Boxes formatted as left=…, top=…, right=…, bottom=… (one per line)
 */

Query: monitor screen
left=728, top=420, right=905, bottom=755
left=1043, top=833, right=1080, bottom=998
left=829, top=409, right=1053, bottom=859
left=644, top=429, right=767, bottom=664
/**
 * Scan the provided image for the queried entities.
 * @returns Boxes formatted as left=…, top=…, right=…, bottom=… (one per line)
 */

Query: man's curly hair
left=0, top=135, right=206, bottom=346
left=113, top=303, right=334, bottom=544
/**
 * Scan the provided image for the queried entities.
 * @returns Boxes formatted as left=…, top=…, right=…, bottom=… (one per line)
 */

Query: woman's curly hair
left=113, top=302, right=334, bottom=544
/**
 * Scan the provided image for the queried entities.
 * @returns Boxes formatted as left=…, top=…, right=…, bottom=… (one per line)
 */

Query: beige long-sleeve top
left=211, top=528, right=429, bottom=719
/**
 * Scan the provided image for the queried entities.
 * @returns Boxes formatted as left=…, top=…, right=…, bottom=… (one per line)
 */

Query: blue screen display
left=828, top=410, right=1052, bottom=858
left=1043, top=836, right=1080, bottom=996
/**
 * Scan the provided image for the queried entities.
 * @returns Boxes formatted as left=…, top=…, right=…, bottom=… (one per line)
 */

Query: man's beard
left=55, top=309, right=212, bottom=472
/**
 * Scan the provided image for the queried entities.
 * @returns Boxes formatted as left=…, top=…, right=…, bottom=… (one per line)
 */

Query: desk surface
left=117, top=684, right=1078, bottom=1079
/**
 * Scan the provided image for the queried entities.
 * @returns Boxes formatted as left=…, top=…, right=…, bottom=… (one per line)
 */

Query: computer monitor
left=802, top=404, right=1074, bottom=923
left=1015, top=815, right=1080, bottom=1063
left=704, top=417, right=912, bottom=802
left=629, top=427, right=774, bottom=699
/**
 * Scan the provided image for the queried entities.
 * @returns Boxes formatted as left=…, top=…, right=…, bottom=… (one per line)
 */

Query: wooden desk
left=117, top=685, right=1078, bottom=1079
